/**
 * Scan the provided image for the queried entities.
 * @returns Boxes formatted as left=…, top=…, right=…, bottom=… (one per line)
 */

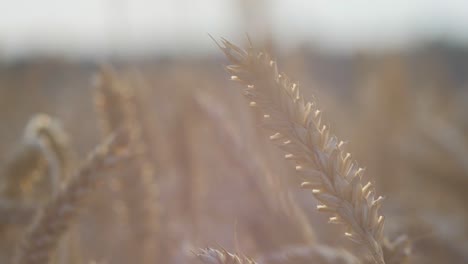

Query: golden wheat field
left=1, top=2, right=468, bottom=264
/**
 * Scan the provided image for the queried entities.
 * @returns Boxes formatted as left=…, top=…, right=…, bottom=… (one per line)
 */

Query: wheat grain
left=215, top=38, right=386, bottom=264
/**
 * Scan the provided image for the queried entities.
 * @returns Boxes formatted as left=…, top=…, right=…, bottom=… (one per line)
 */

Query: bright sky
left=0, top=0, right=467, bottom=58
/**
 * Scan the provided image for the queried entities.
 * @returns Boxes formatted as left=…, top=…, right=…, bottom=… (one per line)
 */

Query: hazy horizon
left=1, top=0, right=468, bottom=59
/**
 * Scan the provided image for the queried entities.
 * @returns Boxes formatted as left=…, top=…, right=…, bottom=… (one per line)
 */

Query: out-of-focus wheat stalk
left=93, top=69, right=128, bottom=136
left=0, top=114, right=77, bottom=264
left=12, top=131, right=128, bottom=264
left=24, top=114, right=74, bottom=187
left=25, top=114, right=81, bottom=264
left=381, top=235, right=411, bottom=264
left=196, top=248, right=257, bottom=264
left=170, top=107, right=201, bottom=242
left=0, top=114, right=74, bottom=201
left=0, top=138, right=47, bottom=203
left=193, top=93, right=316, bottom=247
left=93, top=67, right=162, bottom=264
left=215, top=38, right=387, bottom=264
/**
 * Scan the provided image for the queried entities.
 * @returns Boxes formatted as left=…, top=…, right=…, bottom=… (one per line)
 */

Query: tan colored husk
left=196, top=248, right=257, bottom=264
left=216, top=38, right=386, bottom=264
left=12, top=131, right=128, bottom=264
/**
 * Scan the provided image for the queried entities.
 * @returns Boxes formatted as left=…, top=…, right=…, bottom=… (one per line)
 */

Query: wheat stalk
left=12, top=131, right=128, bottom=264
left=0, top=114, right=74, bottom=204
left=24, top=114, right=74, bottom=184
left=93, top=67, right=162, bottom=264
left=0, top=137, right=47, bottom=203
left=115, top=72, right=162, bottom=264
left=196, top=248, right=257, bottom=264
left=0, top=114, right=78, bottom=264
left=193, top=93, right=316, bottom=247
left=381, top=236, right=411, bottom=264
left=215, top=38, right=386, bottom=264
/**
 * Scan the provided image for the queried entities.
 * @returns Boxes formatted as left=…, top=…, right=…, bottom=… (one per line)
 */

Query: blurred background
left=1, top=0, right=468, bottom=58
left=1, top=1, right=468, bottom=263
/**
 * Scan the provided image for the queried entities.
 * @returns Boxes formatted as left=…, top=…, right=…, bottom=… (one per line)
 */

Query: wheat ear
left=196, top=248, right=257, bottom=264
left=12, top=131, right=128, bottom=264
left=216, top=38, right=386, bottom=264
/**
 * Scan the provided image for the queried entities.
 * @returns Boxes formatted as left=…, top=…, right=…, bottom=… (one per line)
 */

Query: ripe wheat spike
left=215, top=37, right=386, bottom=264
